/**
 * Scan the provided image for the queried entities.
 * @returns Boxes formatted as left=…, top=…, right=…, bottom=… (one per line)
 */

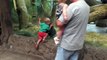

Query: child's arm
left=38, top=18, right=41, bottom=25
left=49, top=23, right=53, bottom=29
left=63, top=4, right=68, bottom=20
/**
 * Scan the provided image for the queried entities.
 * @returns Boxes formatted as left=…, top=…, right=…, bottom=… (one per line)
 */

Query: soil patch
left=0, top=34, right=107, bottom=60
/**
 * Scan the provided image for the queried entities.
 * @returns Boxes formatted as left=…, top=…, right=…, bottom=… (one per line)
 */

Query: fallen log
left=96, top=19, right=107, bottom=27
left=89, top=4, right=107, bottom=22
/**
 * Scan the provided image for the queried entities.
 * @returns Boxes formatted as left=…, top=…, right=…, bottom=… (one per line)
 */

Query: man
left=55, top=0, right=90, bottom=60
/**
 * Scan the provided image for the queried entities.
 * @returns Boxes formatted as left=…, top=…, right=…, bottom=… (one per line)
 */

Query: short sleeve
left=58, top=14, right=64, bottom=24
left=67, top=6, right=74, bottom=21
left=40, top=23, right=43, bottom=26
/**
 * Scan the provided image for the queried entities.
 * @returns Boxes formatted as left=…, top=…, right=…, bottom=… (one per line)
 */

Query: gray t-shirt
left=58, top=0, right=90, bottom=51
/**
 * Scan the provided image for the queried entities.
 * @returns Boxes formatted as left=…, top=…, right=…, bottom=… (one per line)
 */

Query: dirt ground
left=0, top=34, right=107, bottom=60
left=0, top=50, right=41, bottom=60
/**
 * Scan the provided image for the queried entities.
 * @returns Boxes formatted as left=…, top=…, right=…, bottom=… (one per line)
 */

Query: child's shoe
left=54, top=37, right=60, bottom=45
left=34, top=44, right=39, bottom=50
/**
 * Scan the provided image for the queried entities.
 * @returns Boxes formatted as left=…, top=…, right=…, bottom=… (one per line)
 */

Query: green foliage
left=42, top=0, right=53, bottom=17
left=35, top=0, right=41, bottom=6
left=34, top=0, right=55, bottom=17
left=15, top=25, right=39, bottom=37
left=11, top=0, right=56, bottom=33
left=35, top=0, right=45, bottom=17
left=25, top=0, right=31, bottom=7
left=25, top=0, right=35, bottom=17
left=16, top=30, right=35, bottom=37
left=11, top=9, right=19, bottom=23
left=10, top=0, right=19, bottom=23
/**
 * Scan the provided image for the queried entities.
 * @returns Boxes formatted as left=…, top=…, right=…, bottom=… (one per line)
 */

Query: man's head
left=70, top=0, right=80, bottom=2
left=57, top=0, right=67, bottom=3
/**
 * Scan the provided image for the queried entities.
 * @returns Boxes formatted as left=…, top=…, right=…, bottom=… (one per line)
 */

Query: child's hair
left=44, top=18, right=50, bottom=23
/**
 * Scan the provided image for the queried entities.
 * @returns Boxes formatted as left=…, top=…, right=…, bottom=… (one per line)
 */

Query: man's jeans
left=55, top=46, right=79, bottom=60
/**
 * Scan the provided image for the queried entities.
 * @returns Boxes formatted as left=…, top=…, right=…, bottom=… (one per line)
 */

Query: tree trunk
left=0, top=0, right=13, bottom=45
left=0, top=10, right=2, bottom=45
left=15, top=0, right=30, bottom=29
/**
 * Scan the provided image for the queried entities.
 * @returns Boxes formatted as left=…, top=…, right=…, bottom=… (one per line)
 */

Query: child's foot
left=34, top=44, right=39, bottom=50
left=54, top=37, right=60, bottom=45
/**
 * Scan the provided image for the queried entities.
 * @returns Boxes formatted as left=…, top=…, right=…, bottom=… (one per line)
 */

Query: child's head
left=44, top=18, right=50, bottom=24
left=57, top=0, right=67, bottom=3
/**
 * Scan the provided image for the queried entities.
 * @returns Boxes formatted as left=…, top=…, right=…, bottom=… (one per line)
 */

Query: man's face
left=71, top=0, right=78, bottom=2
left=57, top=0, right=66, bottom=3
left=70, top=0, right=73, bottom=2
left=57, top=0, right=61, bottom=3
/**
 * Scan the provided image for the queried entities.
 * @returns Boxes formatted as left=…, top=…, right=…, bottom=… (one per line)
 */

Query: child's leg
left=57, top=27, right=64, bottom=39
left=56, top=20, right=64, bottom=39
left=35, top=39, right=42, bottom=49
left=42, top=33, right=48, bottom=43
left=35, top=32, right=42, bottom=49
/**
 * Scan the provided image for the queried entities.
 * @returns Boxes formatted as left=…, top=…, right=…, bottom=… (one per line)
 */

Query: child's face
left=44, top=18, right=50, bottom=24
left=45, top=21, right=50, bottom=24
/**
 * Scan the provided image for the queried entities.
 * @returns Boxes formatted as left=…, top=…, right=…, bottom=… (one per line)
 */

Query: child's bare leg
left=57, top=27, right=64, bottom=39
left=56, top=20, right=64, bottom=39
left=42, top=33, right=48, bottom=43
left=54, top=20, right=64, bottom=45
left=35, top=39, right=41, bottom=49
left=57, top=29, right=63, bottom=39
